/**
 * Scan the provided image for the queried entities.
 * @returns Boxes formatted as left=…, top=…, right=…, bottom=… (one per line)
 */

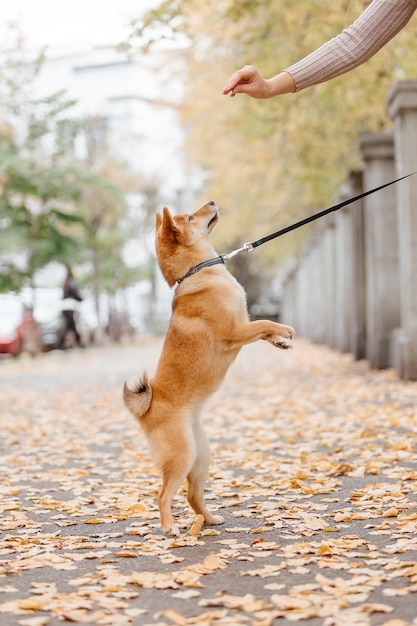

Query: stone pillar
left=321, top=216, right=337, bottom=348
left=313, top=226, right=328, bottom=344
left=346, top=171, right=366, bottom=361
left=305, top=233, right=322, bottom=342
left=359, top=130, right=399, bottom=369
left=281, top=264, right=296, bottom=328
left=294, top=260, right=305, bottom=336
left=297, top=251, right=310, bottom=337
left=387, top=81, right=417, bottom=380
left=303, top=245, right=316, bottom=339
left=333, top=183, right=357, bottom=354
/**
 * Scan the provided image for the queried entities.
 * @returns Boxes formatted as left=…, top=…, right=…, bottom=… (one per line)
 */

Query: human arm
left=223, top=0, right=417, bottom=97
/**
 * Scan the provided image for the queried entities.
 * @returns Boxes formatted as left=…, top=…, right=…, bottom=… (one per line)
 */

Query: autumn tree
left=126, top=0, right=417, bottom=283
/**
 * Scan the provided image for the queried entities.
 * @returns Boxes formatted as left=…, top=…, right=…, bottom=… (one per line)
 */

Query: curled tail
left=123, top=373, right=152, bottom=420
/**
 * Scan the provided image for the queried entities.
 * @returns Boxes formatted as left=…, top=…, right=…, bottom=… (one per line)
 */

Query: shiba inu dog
left=123, top=201, right=294, bottom=536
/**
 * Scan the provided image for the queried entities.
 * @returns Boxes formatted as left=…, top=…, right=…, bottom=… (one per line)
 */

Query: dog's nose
left=208, top=200, right=215, bottom=206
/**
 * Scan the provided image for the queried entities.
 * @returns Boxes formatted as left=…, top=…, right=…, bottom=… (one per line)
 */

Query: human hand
left=222, top=65, right=271, bottom=99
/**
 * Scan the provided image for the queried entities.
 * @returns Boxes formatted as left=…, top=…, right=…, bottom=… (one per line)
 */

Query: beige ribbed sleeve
left=284, top=0, right=417, bottom=91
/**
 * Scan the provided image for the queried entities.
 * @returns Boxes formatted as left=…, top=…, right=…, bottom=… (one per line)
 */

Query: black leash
left=176, top=171, right=416, bottom=285
left=250, top=171, right=416, bottom=249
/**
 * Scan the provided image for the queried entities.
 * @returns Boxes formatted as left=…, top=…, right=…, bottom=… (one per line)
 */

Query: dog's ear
left=161, top=207, right=180, bottom=239
left=155, top=212, right=162, bottom=231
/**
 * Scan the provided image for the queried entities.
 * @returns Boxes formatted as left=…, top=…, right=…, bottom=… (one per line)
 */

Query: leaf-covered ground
left=0, top=337, right=416, bottom=626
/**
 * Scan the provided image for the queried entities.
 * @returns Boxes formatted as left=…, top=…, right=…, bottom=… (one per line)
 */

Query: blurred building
left=32, top=43, right=201, bottom=331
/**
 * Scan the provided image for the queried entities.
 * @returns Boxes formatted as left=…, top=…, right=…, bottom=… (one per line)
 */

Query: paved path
left=0, top=337, right=417, bottom=626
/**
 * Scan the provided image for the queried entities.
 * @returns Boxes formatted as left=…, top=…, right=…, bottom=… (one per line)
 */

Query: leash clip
left=221, top=242, right=254, bottom=263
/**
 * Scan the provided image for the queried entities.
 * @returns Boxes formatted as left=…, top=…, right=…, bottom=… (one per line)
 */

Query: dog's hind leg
left=159, top=465, right=191, bottom=537
left=157, top=428, right=196, bottom=537
left=187, top=420, right=225, bottom=526
left=158, top=477, right=185, bottom=537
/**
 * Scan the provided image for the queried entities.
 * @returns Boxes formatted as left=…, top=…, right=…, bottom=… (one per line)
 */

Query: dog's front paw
left=272, top=337, right=292, bottom=350
left=268, top=324, right=295, bottom=349
left=279, top=324, right=295, bottom=339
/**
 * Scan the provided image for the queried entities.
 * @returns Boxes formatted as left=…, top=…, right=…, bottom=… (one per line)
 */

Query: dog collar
left=176, top=256, right=225, bottom=285
left=176, top=242, right=256, bottom=286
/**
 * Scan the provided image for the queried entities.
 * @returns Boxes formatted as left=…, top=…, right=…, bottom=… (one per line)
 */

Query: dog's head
left=155, top=201, right=219, bottom=287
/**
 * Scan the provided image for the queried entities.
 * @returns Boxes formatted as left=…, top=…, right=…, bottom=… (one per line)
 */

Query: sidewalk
left=1, top=337, right=417, bottom=626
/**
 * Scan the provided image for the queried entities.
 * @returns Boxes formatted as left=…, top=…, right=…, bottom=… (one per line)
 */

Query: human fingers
left=222, top=65, right=256, bottom=95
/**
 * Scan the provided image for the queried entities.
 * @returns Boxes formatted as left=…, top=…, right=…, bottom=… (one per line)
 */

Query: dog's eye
left=188, top=215, right=194, bottom=222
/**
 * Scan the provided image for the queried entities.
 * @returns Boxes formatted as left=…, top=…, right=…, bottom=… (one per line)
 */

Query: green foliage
left=0, top=36, right=149, bottom=308
left=0, top=264, right=28, bottom=294
left=0, top=39, right=90, bottom=292
left=0, top=125, right=86, bottom=290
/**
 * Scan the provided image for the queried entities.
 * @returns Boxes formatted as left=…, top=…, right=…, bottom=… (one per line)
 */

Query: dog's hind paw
left=163, top=524, right=181, bottom=537
left=205, top=514, right=225, bottom=525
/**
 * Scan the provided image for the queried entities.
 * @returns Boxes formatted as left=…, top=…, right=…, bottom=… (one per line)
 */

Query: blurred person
left=223, top=0, right=417, bottom=99
left=58, top=269, right=83, bottom=350
left=17, top=306, right=43, bottom=356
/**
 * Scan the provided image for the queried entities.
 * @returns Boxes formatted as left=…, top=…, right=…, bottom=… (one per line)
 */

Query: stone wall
left=281, top=80, right=417, bottom=380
